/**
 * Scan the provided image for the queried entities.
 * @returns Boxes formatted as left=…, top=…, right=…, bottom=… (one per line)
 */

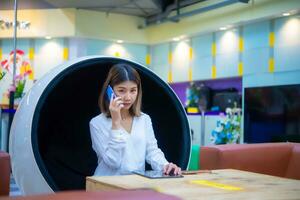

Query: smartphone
left=106, top=85, right=115, bottom=101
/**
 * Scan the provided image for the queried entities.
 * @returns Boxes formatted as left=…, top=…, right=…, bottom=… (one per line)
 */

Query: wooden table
left=86, top=169, right=300, bottom=200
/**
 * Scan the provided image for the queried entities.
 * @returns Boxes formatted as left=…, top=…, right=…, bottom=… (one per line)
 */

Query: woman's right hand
left=109, top=96, right=124, bottom=129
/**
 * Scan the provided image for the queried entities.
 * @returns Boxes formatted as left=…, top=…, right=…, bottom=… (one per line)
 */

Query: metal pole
left=7, top=0, right=18, bottom=152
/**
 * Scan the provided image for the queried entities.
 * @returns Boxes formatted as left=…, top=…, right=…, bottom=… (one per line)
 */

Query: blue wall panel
left=274, top=70, right=300, bottom=85
left=216, top=30, right=239, bottom=54
left=193, top=34, right=213, bottom=57
left=243, top=70, right=300, bottom=88
left=151, top=43, right=169, bottom=81
left=243, top=48, right=269, bottom=74
left=243, top=73, right=275, bottom=88
left=215, top=30, right=239, bottom=78
left=17, top=39, right=30, bottom=54
left=2, top=39, right=14, bottom=55
left=274, top=17, right=300, bottom=72
left=34, top=38, right=64, bottom=79
left=193, top=56, right=212, bottom=80
left=192, top=34, right=213, bottom=80
left=172, top=41, right=189, bottom=82
left=216, top=52, right=239, bottom=78
left=275, top=46, right=300, bottom=72
left=275, top=17, right=300, bottom=48
left=123, top=44, right=147, bottom=65
left=86, top=39, right=110, bottom=55
left=244, top=21, right=269, bottom=50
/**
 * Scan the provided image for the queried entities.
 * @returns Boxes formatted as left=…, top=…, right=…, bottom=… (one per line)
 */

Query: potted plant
left=211, top=103, right=241, bottom=144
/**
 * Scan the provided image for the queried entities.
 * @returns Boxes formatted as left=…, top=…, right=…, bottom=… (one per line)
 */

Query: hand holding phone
left=106, top=85, right=115, bottom=101
left=107, top=85, right=123, bottom=130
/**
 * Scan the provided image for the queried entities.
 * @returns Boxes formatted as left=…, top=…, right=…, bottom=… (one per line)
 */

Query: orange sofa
left=0, top=150, right=11, bottom=196
left=200, top=142, right=300, bottom=180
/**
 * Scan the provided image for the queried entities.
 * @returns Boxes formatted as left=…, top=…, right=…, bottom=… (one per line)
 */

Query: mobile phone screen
left=106, top=85, right=115, bottom=101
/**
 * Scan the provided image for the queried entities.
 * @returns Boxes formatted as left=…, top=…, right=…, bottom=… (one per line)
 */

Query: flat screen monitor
left=244, top=84, right=300, bottom=143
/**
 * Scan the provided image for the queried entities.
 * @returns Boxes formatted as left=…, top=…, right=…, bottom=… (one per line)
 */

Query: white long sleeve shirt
left=89, top=112, right=169, bottom=176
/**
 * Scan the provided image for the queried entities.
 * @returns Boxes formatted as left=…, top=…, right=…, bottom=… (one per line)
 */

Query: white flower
left=215, top=126, right=223, bottom=132
left=226, top=108, right=232, bottom=115
left=232, top=120, right=240, bottom=126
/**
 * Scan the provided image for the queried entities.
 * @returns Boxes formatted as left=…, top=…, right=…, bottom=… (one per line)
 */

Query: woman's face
left=113, top=81, right=138, bottom=110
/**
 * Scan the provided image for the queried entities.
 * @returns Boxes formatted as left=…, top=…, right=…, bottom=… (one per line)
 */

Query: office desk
left=86, top=169, right=300, bottom=200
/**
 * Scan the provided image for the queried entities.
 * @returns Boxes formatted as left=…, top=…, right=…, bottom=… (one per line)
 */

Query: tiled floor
left=10, top=174, right=22, bottom=196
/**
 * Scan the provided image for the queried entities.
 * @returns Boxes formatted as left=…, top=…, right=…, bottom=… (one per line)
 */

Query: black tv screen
left=244, top=84, right=300, bottom=143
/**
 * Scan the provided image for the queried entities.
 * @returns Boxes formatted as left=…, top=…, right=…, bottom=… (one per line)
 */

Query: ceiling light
left=45, top=36, right=52, bottom=40
left=219, top=27, right=227, bottom=31
left=173, top=37, right=180, bottom=41
left=179, top=35, right=186, bottom=40
left=116, top=40, right=123, bottom=44
left=282, top=12, right=290, bottom=16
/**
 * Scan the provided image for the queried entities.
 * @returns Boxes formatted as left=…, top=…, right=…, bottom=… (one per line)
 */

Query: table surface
left=86, top=169, right=300, bottom=200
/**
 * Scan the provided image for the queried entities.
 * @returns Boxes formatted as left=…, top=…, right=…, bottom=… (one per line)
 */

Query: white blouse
left=89, top=112, right=169, bottom=176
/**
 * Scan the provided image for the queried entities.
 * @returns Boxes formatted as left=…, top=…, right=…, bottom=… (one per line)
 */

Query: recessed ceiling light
left=219, top=27, right=227, bottom=31
left=282, top=12, right=290, bottom=16
left=45, top=36, right=52, bottom=40
left=116, top=40, right=123, bottom=44
left=173, top=37, right=180, bottom=41
left=179, top=35, right=186, bottom=39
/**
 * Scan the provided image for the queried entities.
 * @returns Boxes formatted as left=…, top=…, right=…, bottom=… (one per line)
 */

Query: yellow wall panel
left=269, top=32, right=275, bottom=47
left=29, top=48, right=34, bottom=60
left=239, top=37, right=244, bottom=52
left=168, top=52, right=172, bottom=64
left=188, top=67, right=193, bottom=81
left=268, top=58, right=275, bottom=73
left=168, top=69, right=173, bottom=83
left=238, top=62, right=243, bottom=76
left=212, top=43, right=216, bottom=56
left=63, top=48, right=69, bottom=60
left=189, top=47, right=193, bottom=60
left=145, top=54, right=151, bottom=65
left=212, top=65, right=216, bottom=78
left=114, top=52, right=120, bottom=57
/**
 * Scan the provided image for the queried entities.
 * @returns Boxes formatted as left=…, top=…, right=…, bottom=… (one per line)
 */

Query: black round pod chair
left=9, top=56, right=191, bottom=194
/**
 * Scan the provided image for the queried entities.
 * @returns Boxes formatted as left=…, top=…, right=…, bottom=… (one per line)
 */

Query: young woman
left=89, top=63, right=181, bottom=176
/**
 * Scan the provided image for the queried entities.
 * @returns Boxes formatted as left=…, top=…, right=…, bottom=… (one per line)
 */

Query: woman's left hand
left=163, top=162, right=181, bottom=175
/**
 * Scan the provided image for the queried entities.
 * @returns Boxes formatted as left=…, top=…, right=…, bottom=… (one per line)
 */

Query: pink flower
left=14, top=74, right=23, bottom=81
left=8, top=85, right=16, bottom=92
